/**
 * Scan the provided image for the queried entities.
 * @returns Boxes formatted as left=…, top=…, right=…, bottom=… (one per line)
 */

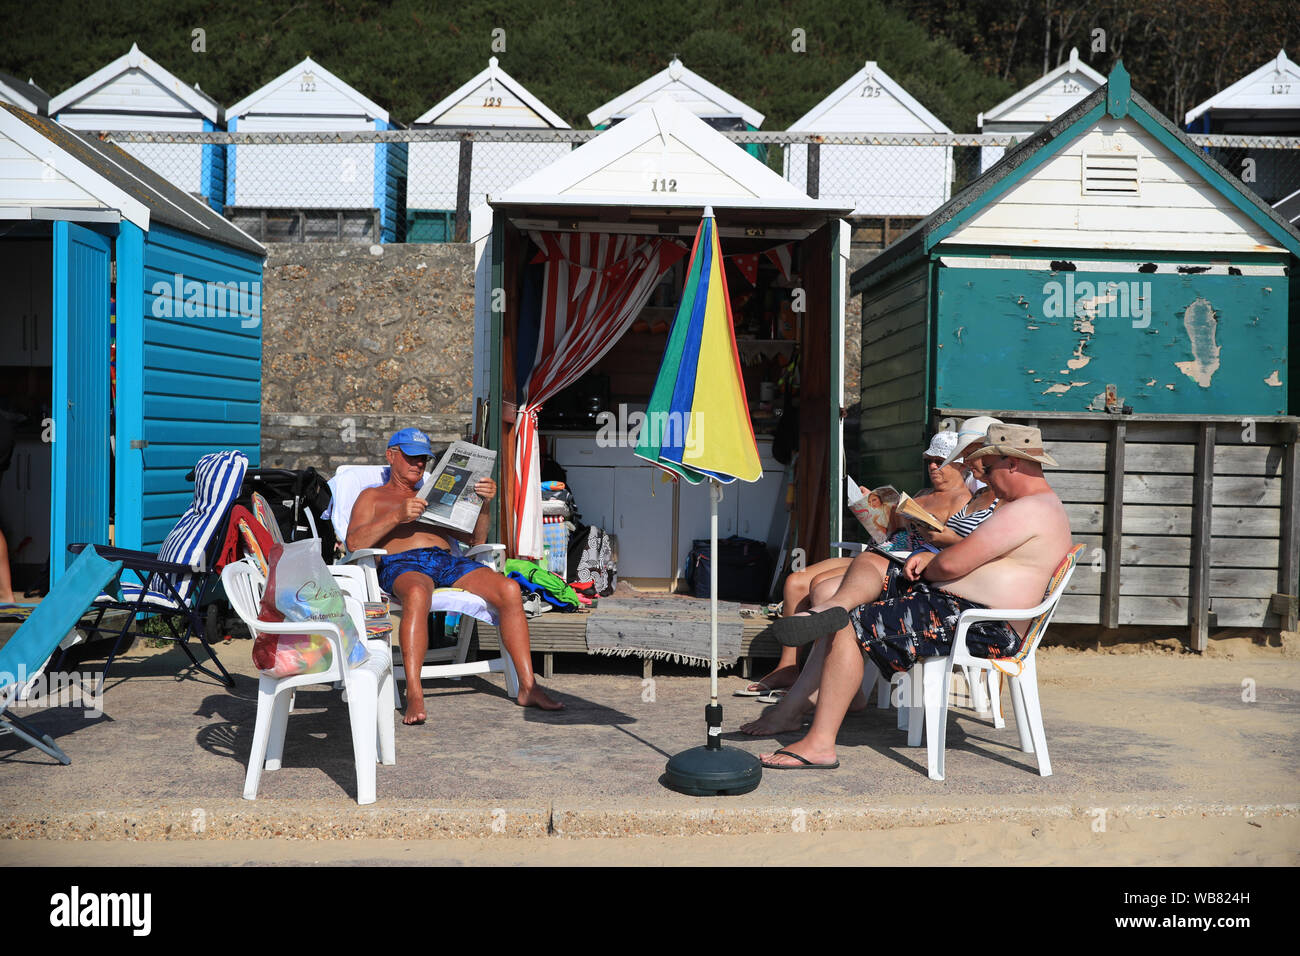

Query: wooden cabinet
left=0, top=241, right=52, bottom=367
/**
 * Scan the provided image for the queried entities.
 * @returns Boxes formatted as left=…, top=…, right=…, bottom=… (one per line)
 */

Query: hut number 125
left=651, top=178, right=678, bottom=192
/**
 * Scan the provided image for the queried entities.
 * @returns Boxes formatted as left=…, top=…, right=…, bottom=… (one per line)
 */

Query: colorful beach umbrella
left=634, top=209, right=762, bottom=485
left=640, top=207, right=763, bottom=796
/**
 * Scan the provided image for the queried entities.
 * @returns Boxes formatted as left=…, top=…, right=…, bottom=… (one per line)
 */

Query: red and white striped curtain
left=513, top=231, right=686, bottom=558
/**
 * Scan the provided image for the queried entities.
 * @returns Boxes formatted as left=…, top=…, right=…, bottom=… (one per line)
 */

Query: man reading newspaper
left=348, top=428, right=563, bottom=722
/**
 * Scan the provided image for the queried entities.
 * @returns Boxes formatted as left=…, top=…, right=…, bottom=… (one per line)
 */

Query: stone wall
left=259, top=239, right=869, bottom=472
left=260, top=241, right=478, bottom=471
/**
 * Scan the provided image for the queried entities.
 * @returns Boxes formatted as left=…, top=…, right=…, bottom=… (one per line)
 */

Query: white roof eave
left=48, top=43, right=221, bottom=123
left=414, top=57, right=569, bottom=128
left=788, top=60, right=951, bottom=134
left=587, top=58, right=764, bottom=128
left=1185, top=49, right=1300, bottom=125
left=490, top=193, right=850, bottom=214
left=227, top=56, right=388, bottom=122
left=980, top=49, right=1106, bottom=125
left=0, top=107, right=151, bottom=230
left=502, top=99, right=820, bottom=212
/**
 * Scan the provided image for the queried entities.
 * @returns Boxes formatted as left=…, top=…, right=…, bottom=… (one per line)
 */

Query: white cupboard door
left=563, top=466, right=615, bottom=533
left=612, top=466, right=674, bottom=578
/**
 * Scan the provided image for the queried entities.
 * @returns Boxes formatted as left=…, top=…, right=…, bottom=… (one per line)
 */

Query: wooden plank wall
left=858, top=259, right=931, bottom=493
left=936, top=411, right=1300, bottom=643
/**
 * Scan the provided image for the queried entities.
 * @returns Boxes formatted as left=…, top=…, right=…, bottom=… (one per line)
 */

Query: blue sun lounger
left=0, top=545, right=123, bottom=764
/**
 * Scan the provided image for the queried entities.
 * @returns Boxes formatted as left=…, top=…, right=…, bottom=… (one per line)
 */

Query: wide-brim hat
left=938, top=415, right=1004, bottom=470
left=966, top=424, right=1059, bottom=467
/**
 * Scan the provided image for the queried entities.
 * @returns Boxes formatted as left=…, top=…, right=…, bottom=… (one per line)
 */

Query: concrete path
left=1, top=638, right=1296, bottom=846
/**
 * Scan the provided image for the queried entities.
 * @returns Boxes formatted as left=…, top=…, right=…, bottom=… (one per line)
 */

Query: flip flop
left=756, top=689, right=788, bottom=704
left=760, top=748, right=840, bottom=770
left=766, top=607, right=851, bottom=647
left=734, top=681, right=771, bottom=697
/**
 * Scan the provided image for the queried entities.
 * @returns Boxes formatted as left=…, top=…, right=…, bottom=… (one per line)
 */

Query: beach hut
left=784, top=60, right=953, bottom=220
left=224, top=57, right=406, bottom=243
left=472, top=96, right=851, bottom=587
left=0, top=104, right=265, bottom=589
left=406, top=57, right=570, bottom=243
left=1185, top=50, right=1300, bottom=206
left=0, top=71, right=49, bottom=115
left=978, top=47, right=1105, bottom=171
left=849, top=64, right=1300, bottom=646
left=47, top=45, right=225, bottom=211
left=587, top=58, right=767, bottom=161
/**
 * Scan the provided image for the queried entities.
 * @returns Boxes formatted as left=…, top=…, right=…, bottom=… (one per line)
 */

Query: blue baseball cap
left=388, top=427, right=433, bottom=456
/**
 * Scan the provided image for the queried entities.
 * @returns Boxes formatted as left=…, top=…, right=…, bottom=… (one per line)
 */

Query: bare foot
left=739, top=708, right=808, bottom=736
left=517, top=683, right=565, bottom=710
left=759, top=739, right=837, bottom=768
left=745, top=664, right=799, bottom=694
left=402, top=699, right=426, bottom=725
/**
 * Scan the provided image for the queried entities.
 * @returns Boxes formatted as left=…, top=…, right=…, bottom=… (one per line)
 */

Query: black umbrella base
left=663, top=744, right=762, bottom=796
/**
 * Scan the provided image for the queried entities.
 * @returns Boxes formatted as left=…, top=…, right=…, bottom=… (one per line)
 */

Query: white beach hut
left=978, top=48, right=1105, bottom=171
left=1185, top=50, right=1300, bottom=206
left=225, top=57, right=406, bottom=242
left=470, top=97, right=852, bottom=581
left=0, top=71, right=49, bottom=115
left=47, top=45, right=224, bottom=209
left=406, top=57, right=570, bottom=242
left=587, top=58, right=766, bottom=160
left=784, top=60, right=953, bottom=218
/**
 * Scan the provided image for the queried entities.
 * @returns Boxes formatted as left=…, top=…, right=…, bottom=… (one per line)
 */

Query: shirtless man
left=347, top=428, right=563, bottom=723
left=753, top=424, right=1072, bottom=769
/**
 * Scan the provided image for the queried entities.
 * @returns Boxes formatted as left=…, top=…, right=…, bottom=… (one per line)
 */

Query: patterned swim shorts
left=377, top=547, right=485, bottom=595
left=849, top=563, right=1022, bottom=674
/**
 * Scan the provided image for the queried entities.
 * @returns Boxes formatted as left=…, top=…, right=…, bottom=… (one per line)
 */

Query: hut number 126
left=651, top=178, right=678, bottom=192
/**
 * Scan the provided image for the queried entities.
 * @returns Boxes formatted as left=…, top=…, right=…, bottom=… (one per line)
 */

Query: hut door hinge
left=130, top=439, right=148, bottom=450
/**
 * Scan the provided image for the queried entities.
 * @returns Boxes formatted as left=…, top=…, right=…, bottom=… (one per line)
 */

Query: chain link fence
left=106, top=128, right=1300, bottom=245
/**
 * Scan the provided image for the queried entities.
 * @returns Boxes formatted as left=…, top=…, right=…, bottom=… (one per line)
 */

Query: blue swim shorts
left=377, top=547, right=486, bottom=594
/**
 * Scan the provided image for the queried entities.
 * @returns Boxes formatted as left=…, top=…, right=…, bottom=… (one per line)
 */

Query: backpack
left=235, top=468, right=336, bottom=564
left=569, top=524, right=617, bottom=596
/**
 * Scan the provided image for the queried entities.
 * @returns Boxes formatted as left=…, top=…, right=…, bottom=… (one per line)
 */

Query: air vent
left=1082, top=153, right=1140, bottom=195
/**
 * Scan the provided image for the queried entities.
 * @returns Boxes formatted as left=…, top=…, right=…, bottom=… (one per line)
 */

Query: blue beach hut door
left=50, top=222, right=112, bottom=585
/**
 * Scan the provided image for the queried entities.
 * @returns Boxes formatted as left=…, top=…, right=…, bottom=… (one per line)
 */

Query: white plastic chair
left=221, top=559, right=396, bottom=805
left=906, top=544, right=1085, bottom=781
left=325, top=465, right=519, bottom=704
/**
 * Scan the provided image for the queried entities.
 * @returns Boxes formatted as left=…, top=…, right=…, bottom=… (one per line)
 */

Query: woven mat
left=585, top=596, right=744, bottom=667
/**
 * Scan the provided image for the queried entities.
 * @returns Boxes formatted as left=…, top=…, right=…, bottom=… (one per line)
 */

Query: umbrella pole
left=705, top=479, right=722, bottom=750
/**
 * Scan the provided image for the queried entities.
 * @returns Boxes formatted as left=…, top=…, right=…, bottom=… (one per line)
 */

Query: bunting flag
left=635, top=211, right=761, bottom=485
left=729, top=253, right=759, bottom=286
left=765, top=242, right=795, bottom=280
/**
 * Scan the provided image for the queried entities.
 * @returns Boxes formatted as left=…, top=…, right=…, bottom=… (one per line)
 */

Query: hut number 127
left=651, top=178, right=678, bottom=192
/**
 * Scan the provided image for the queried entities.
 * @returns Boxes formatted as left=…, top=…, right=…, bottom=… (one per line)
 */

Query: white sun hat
left=923, top=430, right=960, bottom=463
left=938, top=415, right=1004, bottom=470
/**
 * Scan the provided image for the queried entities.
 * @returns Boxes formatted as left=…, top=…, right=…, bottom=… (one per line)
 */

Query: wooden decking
left=476, top=605, right=780, bottom=678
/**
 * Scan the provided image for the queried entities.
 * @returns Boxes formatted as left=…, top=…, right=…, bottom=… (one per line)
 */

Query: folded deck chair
left=1, top=545, right=124, bottom=764
left=325, top=465, right=518, bottom=701
left=63, top=450, right=248, bottom=688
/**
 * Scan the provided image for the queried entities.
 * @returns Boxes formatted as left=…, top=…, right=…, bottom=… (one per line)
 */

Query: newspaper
left=415, top=440, right=497, bottom=534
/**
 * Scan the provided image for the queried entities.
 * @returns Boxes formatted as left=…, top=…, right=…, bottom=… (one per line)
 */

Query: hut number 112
left=651, top=178, right=678, bottom=192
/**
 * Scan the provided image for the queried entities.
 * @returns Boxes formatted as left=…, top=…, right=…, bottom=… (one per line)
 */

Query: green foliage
left=1, top=0, right=1012, bottom=131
